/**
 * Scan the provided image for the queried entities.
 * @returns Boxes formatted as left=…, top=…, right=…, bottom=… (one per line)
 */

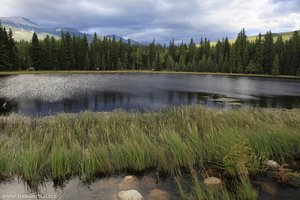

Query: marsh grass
left=0, top=105, right=300, bottom=197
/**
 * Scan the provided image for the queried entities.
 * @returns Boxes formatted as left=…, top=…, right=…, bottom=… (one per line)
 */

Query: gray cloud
left=1, top=0, right=300, bottom=43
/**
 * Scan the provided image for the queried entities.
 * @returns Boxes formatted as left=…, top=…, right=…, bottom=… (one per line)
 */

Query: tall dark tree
left=30, top=32, right=44, bottom=70
left=263, top=31, right=274, bottom=74
left=272, top=54, right=280, bottom=76
left=0, top=24, right=10, bottom=70
left=7, top=29, right=18, bottom=70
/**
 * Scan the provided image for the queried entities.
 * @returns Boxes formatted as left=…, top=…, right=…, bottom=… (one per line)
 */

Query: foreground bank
left=0, top=106, right=300, bottom=199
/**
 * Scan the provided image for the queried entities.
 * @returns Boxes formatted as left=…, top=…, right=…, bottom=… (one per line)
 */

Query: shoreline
left=0, top=70, right=300, bottom=79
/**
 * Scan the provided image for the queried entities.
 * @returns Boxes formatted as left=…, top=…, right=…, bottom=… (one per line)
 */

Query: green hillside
left=3, top=25, right=58, bottom=41
left=210, top=30, right=300, bottom=46
left=247, top=30, right=300, bottom=42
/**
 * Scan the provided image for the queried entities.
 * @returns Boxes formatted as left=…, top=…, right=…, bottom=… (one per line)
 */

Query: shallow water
left=0, top=73, right=300, bottom=116
left=0, top=173, right=179, bottom=200
left=1, top=172, right=300, bottom=200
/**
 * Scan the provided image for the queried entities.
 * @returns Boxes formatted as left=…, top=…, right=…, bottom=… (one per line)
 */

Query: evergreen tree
left=165, top=54, right=175, bottom=70
left=17, top=40, right=32, bottom=69
left=234, top=28, right=248, bottom=72
left=30, top=32, right=44, bottom=70
left=274, top=36, right=284, bottom=74
left=272, top=54, right=280, bottom=76
left=263, top=31, right=274, bottom=74
left=253, top=33, right=264, bottom=73
left=84, top=53, right=90, bottom=70
left=289, top=31, right=300, bottom=75
left=7, top=29, right=18, bottom=70
left=0, top=24, right=10, bottom=70
left=246, top=60, right=258, bottom=74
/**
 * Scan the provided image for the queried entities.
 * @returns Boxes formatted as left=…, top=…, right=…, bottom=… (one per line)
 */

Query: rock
left=203, top=177, right=222, bottom=186
left=119, top=175, right=139, bottom=190
left=266, top=160, right=280, bottom=170
left=113, top=190, right=144, bottom=200
left=148, top=189, right=170, bottom=200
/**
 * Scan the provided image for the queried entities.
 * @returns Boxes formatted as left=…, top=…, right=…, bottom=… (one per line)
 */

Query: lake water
left=0, top=73, right=300, bottom=116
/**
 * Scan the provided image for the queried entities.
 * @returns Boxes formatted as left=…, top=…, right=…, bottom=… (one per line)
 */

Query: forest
left=0, top=23, right=300, bottom=76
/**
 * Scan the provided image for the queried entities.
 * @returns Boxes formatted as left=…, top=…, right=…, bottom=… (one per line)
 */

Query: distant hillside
left=210, top=30, right=300, bottom=46
left=0, top=16, right=143, bottom=44
left=0, top=17, right=62, bottom=41
left=247, top=30, right=300, bottom=42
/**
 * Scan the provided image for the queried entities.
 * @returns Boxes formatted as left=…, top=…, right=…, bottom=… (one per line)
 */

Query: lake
left=0, top=73, right=300, bottom=116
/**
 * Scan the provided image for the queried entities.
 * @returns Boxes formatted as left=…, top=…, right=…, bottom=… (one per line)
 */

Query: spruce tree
left=263, top=31, right=274, bottom=74
left=84, top=53, right=90, bottom=70
left=0, top=24, right=10, bottom=70
left=30, top=32, right=44, bottom=70
left=7, top=29, right=18, bottom=70
left=254, top=33, right=264, bottom=73
left=272, top=54, right=279, bottom=76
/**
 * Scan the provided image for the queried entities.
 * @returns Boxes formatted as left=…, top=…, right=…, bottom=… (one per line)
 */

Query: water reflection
left=0, top=74, right=299, bottom=116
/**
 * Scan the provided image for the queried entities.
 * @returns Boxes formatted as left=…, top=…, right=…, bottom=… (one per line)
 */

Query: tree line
left=1, top=22, right=300, bottom=76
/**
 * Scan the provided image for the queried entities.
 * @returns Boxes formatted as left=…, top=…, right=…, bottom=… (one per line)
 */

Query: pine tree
left=254, top=33, right=264, bottom=73
left=0, top=24, right=10, bottom=70
left=165, top=54, right=175, bottom=70
left=84, top=53, right=90, bottom=70
left=263, top=31, right=274, bottom=74
left=42, top=35, right=52, bottom=69
left=7, top=29, right=18, bottom=70
left=30, top=32, right=44, bottom=70
left=49, top=37, right=59, bottom=70
left=272, top=54, right=279, bottom=76
left=17, top=40, right=32, bottom=69
left=234, top=28, right=248, bottom=73
left=229, top=44, right=236, bottom=73
left=90, top=33, right=99, bottom=68
left=289, top=31, right=300, bottom=75
left=274, top=36, right=284, bottom=74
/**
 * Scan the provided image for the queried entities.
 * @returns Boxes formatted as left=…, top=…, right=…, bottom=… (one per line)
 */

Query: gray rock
left=266, top=160, right=280, bottom=170
left=204, top=177, right=222, bottom=186
left=113, top=190, right=144, bottom=200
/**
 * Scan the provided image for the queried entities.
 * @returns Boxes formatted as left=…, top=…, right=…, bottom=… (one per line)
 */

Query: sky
left=1, top=0, right=300, bottom=43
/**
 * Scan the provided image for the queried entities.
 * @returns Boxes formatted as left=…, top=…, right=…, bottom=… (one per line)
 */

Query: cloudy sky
left=1, top=0, right=300, bottom=43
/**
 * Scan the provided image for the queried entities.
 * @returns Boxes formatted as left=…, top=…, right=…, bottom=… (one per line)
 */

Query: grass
left=0, top=70, right=300, bottom=79
left=0, top=105, right=300, bottom=197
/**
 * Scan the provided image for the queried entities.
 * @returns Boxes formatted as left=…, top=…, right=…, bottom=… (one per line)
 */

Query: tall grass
left=0, top=105, right=300, bottom=197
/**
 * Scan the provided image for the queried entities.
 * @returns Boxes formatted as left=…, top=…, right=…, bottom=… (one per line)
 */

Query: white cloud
left=1, top=0, right=300, bottom=42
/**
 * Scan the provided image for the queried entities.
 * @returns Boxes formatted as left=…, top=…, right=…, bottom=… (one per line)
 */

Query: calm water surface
left=0, top=73, right=299, bottom=116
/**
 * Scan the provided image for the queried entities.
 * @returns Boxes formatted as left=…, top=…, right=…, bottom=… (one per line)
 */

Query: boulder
left=113, top=190, right=144, bottom=200
left=266, top=160, right=280, bottom=170
left=148, top=189, right=170, bottom=200
left=203, top=177, right=222, bottom=186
